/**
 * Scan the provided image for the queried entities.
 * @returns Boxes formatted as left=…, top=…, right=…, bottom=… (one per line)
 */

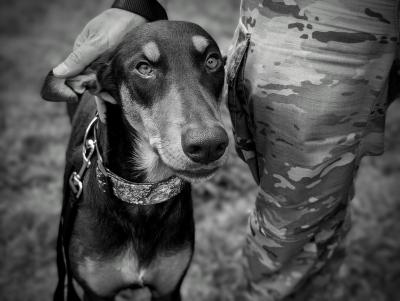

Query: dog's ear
left=41, top=57, right=118, bottom=123
left=41, top=69, right=103, bottom=103
left=41, top=51, right=117, bottom=104
left=41, top=71, right=77, bottom=103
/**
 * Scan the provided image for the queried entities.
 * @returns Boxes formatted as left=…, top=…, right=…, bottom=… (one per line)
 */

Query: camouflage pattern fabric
left=226, top=0, right=399, bottom=299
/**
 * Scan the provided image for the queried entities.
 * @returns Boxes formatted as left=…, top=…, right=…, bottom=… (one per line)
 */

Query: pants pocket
left=226, top=25, right=260, bottom=182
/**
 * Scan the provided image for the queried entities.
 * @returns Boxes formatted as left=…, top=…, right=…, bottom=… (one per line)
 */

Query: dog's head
left=42, top=21, right=229, bottom=182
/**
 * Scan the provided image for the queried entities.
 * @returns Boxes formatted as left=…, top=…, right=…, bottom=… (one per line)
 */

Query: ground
left=0, top=1, right=399, bottom=300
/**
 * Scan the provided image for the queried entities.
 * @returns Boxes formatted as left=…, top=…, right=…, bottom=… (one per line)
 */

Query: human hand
left=53, top=8, right=146, bottom=77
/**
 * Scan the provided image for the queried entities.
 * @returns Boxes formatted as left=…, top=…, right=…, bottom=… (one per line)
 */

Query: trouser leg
left=226, top=1, right=398, bottom=299
left=244, top=197, right=351, bottom=300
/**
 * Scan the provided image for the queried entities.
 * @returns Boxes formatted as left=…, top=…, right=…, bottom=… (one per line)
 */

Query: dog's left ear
left=41, top=69, right=111, bottom=103
left=41, top=57, right=117, bottom=122
left=41, top=50, right=118, bottom=103
left=41, top=71, right=81, bottom=103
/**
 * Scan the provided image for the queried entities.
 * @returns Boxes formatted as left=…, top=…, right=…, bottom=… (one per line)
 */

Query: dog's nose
left=182, top=126, right=228, bottom=164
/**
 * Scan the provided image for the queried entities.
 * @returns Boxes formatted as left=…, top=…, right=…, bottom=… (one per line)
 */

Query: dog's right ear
left=41, top=70, right=102, bottom=103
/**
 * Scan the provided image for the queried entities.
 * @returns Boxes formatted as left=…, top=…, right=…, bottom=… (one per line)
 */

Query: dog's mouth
left=171, top=167, right=219, bottom=182
left=158, top=154, right=222, bottom=182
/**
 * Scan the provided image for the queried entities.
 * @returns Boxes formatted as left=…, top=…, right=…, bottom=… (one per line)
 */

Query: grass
left=0, top=1, right=399, bottom=300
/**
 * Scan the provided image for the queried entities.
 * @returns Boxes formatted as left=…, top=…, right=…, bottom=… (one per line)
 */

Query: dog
left=41, top=21, right=229, bottom=301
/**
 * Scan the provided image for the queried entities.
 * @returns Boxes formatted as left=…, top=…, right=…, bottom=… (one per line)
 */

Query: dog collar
left=96, top=161, right=185, bottom=205
left=69, top=114, right=186, bottom=205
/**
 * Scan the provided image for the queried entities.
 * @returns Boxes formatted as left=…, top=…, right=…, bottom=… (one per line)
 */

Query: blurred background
left=0, top=0, right=400, bottom=300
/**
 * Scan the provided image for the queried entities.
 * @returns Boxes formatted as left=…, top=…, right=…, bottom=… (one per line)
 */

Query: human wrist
left=104, top=8, right=147, bottom=24
left=111, top=0, right=168, bottom=21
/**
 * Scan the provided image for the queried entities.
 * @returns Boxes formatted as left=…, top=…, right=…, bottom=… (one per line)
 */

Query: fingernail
left=53, top=63, right=69, bottom=76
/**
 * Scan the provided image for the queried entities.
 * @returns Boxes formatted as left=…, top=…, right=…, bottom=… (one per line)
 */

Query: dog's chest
left=77, top=246, right=192, bottom=297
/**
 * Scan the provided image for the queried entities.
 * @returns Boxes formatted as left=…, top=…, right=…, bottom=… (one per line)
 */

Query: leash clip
left=69, top=171, right=83, bottom=198
left=69, top=115, right=99, bottom=200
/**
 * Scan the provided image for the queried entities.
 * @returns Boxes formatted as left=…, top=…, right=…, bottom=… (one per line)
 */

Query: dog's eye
left=205, top=54, right=221, bottom=71
left=136, top=62, right=154, bottom=77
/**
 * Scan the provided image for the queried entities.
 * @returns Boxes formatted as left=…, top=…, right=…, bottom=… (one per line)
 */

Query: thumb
left=53, top=44, right=103, bottom=78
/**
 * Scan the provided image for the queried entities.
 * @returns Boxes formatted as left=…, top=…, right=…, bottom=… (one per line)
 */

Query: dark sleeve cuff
left=112, top=0, right=168, bottom=21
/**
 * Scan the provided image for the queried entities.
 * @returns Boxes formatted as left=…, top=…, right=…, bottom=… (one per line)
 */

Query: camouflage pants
left=226, top=0, right=399, bottom=299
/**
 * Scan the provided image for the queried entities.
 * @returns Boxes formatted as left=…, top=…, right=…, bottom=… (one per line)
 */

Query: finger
left=73, top=33, right=86, bottom=51
left=53, top=44, right=103, bottom=78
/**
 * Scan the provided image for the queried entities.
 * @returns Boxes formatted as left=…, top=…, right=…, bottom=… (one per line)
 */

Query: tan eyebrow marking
left=142, top=41, right=161, bottom=63
left=192, top=35, right=209, bottom=53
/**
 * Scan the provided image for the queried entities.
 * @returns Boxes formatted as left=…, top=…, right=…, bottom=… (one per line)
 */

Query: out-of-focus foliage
left=0, top=0, right=399, bottom=300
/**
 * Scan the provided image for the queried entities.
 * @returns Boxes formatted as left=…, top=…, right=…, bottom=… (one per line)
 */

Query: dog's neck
left=97, top=104, right=173, bottom=184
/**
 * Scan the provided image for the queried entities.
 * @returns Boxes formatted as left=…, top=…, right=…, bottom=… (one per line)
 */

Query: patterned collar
left=96, top=160, right=186, bottom=205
